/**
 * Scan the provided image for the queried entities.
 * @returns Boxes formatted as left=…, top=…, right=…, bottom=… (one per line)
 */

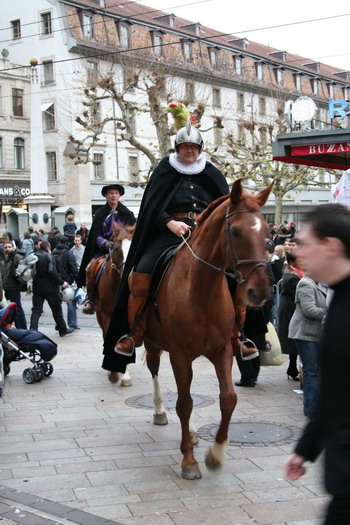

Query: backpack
left=53, top=249, right=68, bottom=279
left=15, top=253, right=38, bottom=285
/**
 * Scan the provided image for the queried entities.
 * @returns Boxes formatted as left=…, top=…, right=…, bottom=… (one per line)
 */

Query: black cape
left=77, top=201, right=136, bottom=287
left=103, top=156, right=229, bottom=373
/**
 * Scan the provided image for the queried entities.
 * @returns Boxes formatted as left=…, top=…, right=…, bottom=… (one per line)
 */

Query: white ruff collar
left=169, top=152, right=207, bottom=175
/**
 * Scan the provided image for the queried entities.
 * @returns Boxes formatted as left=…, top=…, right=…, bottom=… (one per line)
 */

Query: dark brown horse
left=143, top=179, right=273, bottom=479
left=88, top=222, right=134, bottom=386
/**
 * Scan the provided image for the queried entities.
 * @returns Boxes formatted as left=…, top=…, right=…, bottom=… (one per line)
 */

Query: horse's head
left=226, top=179, right=273, bottom=306
left=110, top=222, right=135, bottom=270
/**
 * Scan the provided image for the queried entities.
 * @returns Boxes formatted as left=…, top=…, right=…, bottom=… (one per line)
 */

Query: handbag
left=260, top=322, right=284, bottom=366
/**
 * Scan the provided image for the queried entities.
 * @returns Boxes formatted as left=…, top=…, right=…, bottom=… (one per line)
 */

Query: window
left=260, top=127, right=267, bottom=148
left=0, top=138, right=3, bottom=169
left=41, top=12, right=52, bottom=35
left=91, top=102, right=101, bottom=124
left=93, top=153, right=104, bottom=180
left=42, top=103, right=55, bottom=130
left=259, top=97, right=266, bottom=116
left=182, top=41, right=192, bottom=62
left=237, top=92, right=244, bottom=112
left=42, top=60, right=54, bottom=85
left=119, top=24, right=130, bottom=48
left=186, top=82, right=195, bottom=104
left=14, top=138, right=24, bottom=169
left=0, top=86, right=2, bottom=114
left=328, top=84, right=335, bottom=98
left=213, top=88, right=221, bottom=108
left=213, top=126, right=222, bottom=147
left=12, top=88, right=24, bottom=116
left=46, top=151, right=57, bottom=181
left=209, top=48, right=218, bottom=69
left=238, top=124, right=245, bottom=144
left=11, top=19, right=21, bottom=40
left=87, top=60, right=98, bottom=85
left=123, top=70, right=136, bottom=93
left=82, top=13, right=94, bottom=40
left=256, top=62, right=264, bottom=81
left=343, top=87, right=350, bottom=100
left=275, top=68, right=284, bottom=86
left=128, top=153, right=139, bottom=178
left=233, top=56, right=242, bottom=76
left=312, top=79, right=319, bottom=96
left=153, top=33, right=163, bottom=57
left=294, top=74, right=302, bottom=91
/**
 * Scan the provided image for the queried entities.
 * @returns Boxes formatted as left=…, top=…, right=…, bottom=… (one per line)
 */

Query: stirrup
left=240, top=338, right=259, bottom=361
left=114, top=335, right=135, bottom=357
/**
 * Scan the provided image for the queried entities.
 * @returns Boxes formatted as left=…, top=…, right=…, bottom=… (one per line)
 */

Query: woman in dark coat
left=277, top=252, right=304, bottom=380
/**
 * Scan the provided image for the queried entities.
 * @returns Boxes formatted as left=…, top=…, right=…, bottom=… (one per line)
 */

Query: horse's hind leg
left=170, top=352, right=201, bottom=480
left=205, top=345, right=237, bottom=471
left=145, top=341, right=167, bottom=425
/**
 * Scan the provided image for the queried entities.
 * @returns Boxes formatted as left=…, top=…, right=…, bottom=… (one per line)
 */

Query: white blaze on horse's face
left=251, top=216, right=262, bottom=233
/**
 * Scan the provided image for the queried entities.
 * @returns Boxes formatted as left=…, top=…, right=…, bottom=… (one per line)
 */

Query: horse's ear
left=255, top=182, right=274, bottom=207
left=230, top=179, right=243, bottom=205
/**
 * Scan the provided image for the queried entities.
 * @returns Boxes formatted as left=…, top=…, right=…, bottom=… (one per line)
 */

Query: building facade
left=1, top=0, right=349, bottom=226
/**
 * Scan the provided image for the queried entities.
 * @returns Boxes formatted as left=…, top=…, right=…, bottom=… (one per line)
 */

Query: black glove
left=102, top=240, right=113, bottom=250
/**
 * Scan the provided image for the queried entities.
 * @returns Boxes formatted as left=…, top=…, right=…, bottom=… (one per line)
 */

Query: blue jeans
left=67, top=299, right=78, bottom=328
left=294, top=339, right=319, bottom=414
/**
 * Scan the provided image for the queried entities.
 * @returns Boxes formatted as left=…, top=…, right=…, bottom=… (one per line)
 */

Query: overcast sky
left=142, top=0, right=350, bottom=72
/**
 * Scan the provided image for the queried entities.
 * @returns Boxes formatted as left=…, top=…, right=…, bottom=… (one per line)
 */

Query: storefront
left=0, top=183, right=31, bottom=225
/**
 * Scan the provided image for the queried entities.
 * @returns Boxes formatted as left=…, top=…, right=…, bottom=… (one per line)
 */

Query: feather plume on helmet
left=166, top=102, right=204, bottom=152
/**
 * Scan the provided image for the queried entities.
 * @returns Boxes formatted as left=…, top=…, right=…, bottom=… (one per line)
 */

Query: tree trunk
left=274, top=192, right=283, bottom=226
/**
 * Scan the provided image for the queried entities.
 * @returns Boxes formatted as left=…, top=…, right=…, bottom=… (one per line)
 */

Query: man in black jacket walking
left=284, top=204, right=350, bottom=525
left=52, top=236, right=79, bottom=330
left=29, top=240, right=73, bottom=337
left=3, top=241, right=27, bottom=329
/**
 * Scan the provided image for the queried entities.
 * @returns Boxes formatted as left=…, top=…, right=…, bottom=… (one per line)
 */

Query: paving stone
left=127, top=498, right=187, bottom=517
left=240, top=498, right=328, bottom=524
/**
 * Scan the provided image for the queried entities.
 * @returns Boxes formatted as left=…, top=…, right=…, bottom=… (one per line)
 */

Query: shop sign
left=0, top=184, right=30, bottom=199
left=291, top=142, right=350, bottom=156
left=328, top=99, right=350, bottom=119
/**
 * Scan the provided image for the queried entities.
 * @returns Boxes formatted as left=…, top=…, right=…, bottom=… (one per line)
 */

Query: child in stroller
left=0, top=302, right=57, bottom=389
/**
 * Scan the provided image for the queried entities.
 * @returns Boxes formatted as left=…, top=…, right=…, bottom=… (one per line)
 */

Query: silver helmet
left=174, top=117, right=204, bottom=152
left=60, top=285, right=75, bottom=303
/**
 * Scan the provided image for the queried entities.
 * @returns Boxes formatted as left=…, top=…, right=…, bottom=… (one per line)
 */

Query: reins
left=181, top=207, right=267, bottom=285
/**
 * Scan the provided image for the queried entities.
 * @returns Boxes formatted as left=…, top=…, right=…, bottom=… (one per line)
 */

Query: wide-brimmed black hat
left=101, top=184, right=125, bottom=197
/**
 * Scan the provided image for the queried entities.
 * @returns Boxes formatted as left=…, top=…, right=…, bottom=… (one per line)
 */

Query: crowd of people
left=0, top=221, right=89, bottom=336
left=0, top=115, right=348, bottom=523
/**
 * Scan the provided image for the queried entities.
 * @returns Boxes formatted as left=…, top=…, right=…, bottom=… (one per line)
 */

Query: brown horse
left=88, top=222, right=134, bottom=386
left=143, top=179, right=273, bottom=480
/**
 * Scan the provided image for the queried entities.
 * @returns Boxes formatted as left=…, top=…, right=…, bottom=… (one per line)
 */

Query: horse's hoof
left=153, top=412, right=168, bottom=425
left=108, top=372, right=119, bottom=383
left=182, top=464, right=202, bottom=480
left=205, top=449, right=222, bottom=471
left=190, top=431, right=199, bottom=446
left=120, top=378, right=132, bottom=387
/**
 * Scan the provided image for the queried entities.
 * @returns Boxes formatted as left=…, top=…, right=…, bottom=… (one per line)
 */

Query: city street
left=0, top=294, right=328, bottom=525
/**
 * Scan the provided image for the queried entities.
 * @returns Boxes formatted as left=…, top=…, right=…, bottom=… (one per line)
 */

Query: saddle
left=149, top=244, right=182, bottom=306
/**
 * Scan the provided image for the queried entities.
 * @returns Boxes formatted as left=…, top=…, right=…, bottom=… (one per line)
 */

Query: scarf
left=169, top=152, right=207, bottom=175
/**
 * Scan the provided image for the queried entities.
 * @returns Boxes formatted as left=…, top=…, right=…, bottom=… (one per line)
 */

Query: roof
left=62, top=0, right=350, bottom=83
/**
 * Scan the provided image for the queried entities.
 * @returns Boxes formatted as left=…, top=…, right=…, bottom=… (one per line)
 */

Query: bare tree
left=67, top=59, right=220, bottom=180
left=209, top=105, right=338, bottom=225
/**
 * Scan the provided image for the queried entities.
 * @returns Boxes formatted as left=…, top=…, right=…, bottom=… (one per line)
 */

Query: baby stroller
left=0, top=303, right=57, bottom=386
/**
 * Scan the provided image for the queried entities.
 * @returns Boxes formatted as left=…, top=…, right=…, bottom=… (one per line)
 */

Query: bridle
left=107, top=244, right=125, bottom=274
left=181, top=207, right=267, bottom=284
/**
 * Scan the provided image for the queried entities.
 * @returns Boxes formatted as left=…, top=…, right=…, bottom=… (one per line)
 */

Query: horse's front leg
left=205, top=343, right=237, bottom=471
left=170, top=352, right=201, bottom=480
left=145, top=341, right=168, bottom=425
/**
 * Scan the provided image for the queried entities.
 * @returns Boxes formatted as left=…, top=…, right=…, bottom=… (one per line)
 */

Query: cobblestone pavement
left=0, top=295, right=329, bottom=524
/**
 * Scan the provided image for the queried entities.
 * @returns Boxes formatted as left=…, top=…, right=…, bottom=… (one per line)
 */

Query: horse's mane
left=195, top=190, right=261, bottom=227
left=195, top=195, right=229, bottom=226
